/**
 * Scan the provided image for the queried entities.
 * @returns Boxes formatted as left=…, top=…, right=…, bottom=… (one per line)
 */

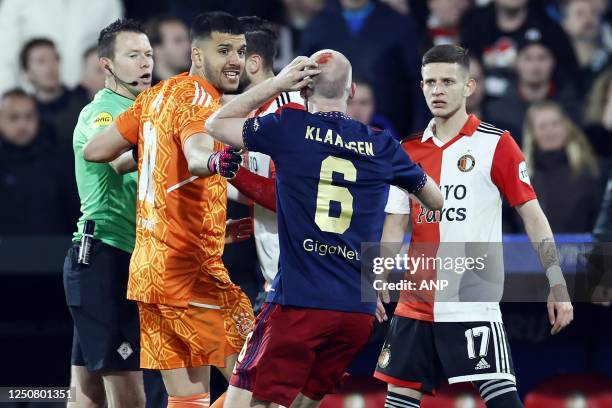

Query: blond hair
left=523, top=101, right=599, bottom=178
left=585, top=68, right=612, bottom=124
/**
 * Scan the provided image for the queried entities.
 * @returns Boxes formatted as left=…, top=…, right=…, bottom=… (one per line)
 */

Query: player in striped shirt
left=374, top=45, right=574, bottom=408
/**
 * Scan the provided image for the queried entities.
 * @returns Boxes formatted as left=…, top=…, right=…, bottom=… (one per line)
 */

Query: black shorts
left=63, top=240, right=140, bottom=372
left=374, top=316, right=516, bottom=395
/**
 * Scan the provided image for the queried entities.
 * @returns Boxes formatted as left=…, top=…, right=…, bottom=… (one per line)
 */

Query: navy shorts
left=374, top=316, right=516, bottom=394
left=63, top=240, right=140, bottom=371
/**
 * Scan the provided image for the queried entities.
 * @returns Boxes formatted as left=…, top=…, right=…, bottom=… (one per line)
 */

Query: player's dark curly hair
left=98, top=18, right=146, bottom=59
left=238, top=16, right=277, bottom=72
left=422, top=44, right=470, bottom=71
left=190, top=11, right=244, bottom=44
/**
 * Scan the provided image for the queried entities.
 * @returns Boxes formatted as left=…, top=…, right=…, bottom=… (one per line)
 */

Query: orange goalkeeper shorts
left=138, top=288, right=254, bottom=370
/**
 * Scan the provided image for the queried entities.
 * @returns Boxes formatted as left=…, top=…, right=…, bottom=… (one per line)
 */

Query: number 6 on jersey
left=314, top=156, right=357, bottom=234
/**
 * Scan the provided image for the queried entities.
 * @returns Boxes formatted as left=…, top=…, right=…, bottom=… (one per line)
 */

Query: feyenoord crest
left=378, top=346, right=391, bottom=369
left=457, top=154, right=476, bottom=172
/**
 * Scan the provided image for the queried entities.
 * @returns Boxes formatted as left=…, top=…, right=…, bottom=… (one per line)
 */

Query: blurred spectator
left=0, top=0, right=123, bottom=94
left=593, top=0, right=612, bottom=51
left=20, top=38, right=89, bottom=147
left=0, top=89, right=77, bottom=235
left=380, top=0, right=410, bottom=15
left=347, top=76, right=399, bottom=139
left=466, top=56, right=489, bottom=120
left=460, top=0, right=579, bottom=97
left=271, top=0, right=326, bottom=71
left=561, top=0, right=611, bottom=91
left=299, top=0, right=427, bottom=135
left=589, top=167, right=612, bottom=306
left=523, top=101, right=601, bottom=233
left=74, top=46, right=106, bottom=101
left=423, top=0, right=471, bottom=47
left=166, top=0, right=254, bottom=26
left=584, top=68, right=612, bottom=162
left=486, top=41, right=579, bottom=143
left=146, top=16, right=190, bottom=83
left=123, top=0, right=169, bottom=22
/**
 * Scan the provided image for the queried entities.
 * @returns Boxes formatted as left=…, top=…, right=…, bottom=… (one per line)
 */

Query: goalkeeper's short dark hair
left=190, top=12, right=244, bottom=44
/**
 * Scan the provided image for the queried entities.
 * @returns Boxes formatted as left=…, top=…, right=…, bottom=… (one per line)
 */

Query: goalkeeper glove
left=207, top=146, right=242, bottom=179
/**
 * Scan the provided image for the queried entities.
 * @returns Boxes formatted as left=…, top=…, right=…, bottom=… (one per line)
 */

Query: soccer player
left=205, top=50, right=443, bottom=408
left=82, top=12, right=254, bottom=408
left=230, top=16, right=304, bottom=305
left=63, top=19, right=152, bottom=408
left=373, top=45, right=574, bottom=408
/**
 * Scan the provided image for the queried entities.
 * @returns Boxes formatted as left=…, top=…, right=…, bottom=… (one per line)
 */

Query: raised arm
left=515, top=199, right=574, bottom=335
left=206, top=56, right=319, bottom=147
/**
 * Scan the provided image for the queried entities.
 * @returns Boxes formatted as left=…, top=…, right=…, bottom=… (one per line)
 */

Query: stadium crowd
left=0, top=0, right=611, bottom=407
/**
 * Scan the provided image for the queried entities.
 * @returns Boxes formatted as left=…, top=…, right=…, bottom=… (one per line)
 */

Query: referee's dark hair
left=238, top=16, right=277, bottom=72
left=422, top=45, right=470, bottom=72
left=190, top=11, right=244, bottom=44
left=98, top=19, right=146, bottom=59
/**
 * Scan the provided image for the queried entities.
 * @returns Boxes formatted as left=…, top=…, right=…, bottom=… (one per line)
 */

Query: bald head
left=309, top=49, right=352, bottom=100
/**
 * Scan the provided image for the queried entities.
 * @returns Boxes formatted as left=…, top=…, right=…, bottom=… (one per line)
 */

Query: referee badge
left=378, top=345, right=391, bottom=369
left=117, top=342, right=133, bottom=360
left=92, top=112, right=113, bottom=128
left=457, top=154, right=476, bottom=172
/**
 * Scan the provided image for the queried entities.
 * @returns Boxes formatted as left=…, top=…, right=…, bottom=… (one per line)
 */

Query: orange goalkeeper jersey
left=116, top=73, right=230, bottom=307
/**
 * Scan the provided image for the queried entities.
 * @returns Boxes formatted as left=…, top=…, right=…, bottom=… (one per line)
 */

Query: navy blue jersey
left=243, top=109, right=426, bottom=314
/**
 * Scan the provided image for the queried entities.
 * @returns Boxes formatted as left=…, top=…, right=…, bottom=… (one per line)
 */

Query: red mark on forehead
left=316, top=52, right=333, bottom=64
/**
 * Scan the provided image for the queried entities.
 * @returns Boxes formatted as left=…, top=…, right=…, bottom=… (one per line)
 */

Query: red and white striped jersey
left=385, top=114, right=536, bottom=322
left=247, top=91, right=304, bottom=284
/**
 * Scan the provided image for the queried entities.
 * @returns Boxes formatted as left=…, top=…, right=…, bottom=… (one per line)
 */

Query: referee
left=63, top=19, right=153, bottom=408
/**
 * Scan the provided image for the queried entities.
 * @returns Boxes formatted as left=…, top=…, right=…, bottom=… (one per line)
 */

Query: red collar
left=421, top=114, right=481, bottom=143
